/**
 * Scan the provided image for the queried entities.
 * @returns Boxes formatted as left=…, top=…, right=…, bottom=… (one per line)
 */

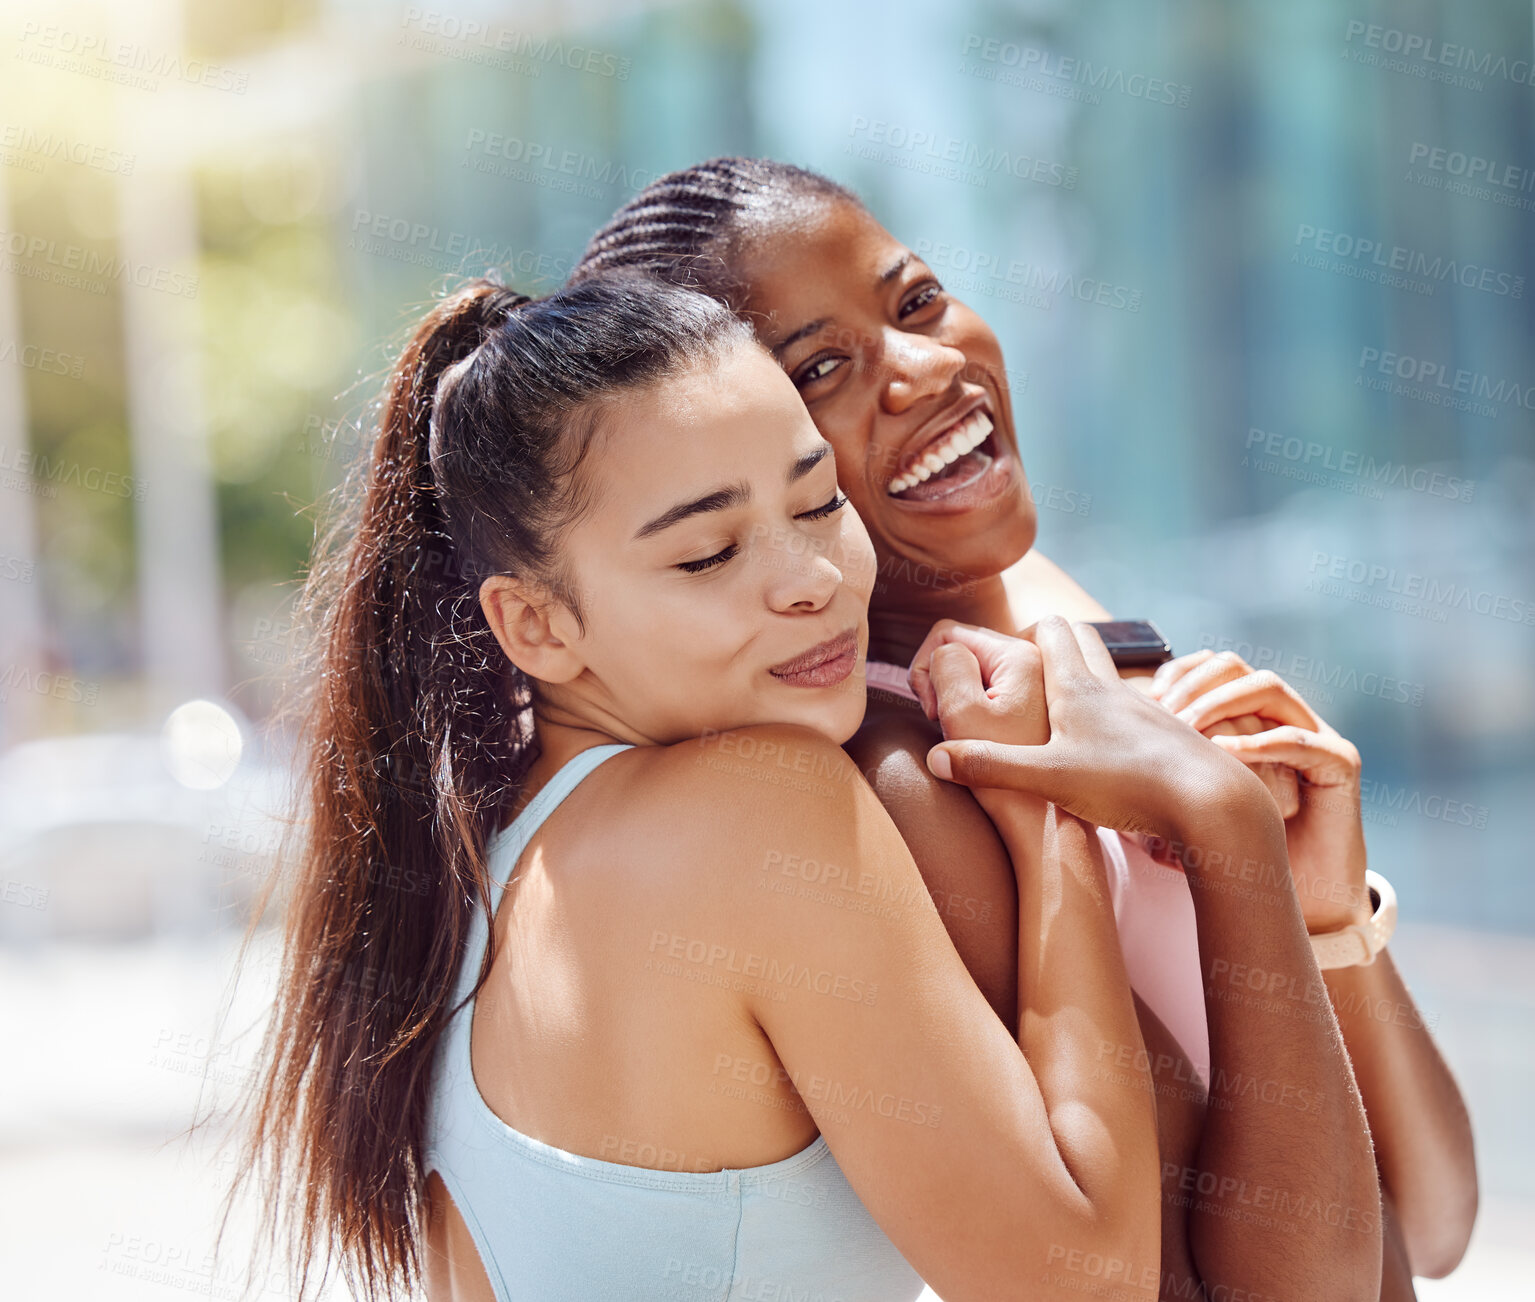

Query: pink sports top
left=864, top=659, right=1210, bottom=1083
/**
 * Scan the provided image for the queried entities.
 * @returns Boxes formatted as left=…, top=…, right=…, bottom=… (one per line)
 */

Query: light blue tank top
left=422, top=742, right=927, bottom=1302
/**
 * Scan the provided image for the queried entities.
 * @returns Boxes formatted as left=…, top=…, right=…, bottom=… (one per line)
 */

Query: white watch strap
left=1311, top=870, right=1397, bottom=970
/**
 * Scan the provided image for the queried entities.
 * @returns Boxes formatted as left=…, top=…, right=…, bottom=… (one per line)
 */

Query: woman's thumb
left=927, top=739, right=1058, bottom=798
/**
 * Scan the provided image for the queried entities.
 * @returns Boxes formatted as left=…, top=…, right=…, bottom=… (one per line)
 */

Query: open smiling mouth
left=885, top=408, right=1003, bottom=503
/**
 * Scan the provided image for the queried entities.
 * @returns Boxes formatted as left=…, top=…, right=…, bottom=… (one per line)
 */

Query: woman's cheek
left=840, top=516, right=878, bottom=599
left=813, top=408, right=873, bottom=492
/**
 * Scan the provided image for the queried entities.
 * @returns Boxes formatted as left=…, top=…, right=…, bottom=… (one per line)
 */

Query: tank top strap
left=448, top=742, right=634, bottom=1015
left=864, top=658, right=919, bottom=702
left=483, top=742, right=634, bottom=915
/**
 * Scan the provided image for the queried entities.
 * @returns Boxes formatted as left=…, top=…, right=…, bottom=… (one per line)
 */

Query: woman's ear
left=479, top=575, right=587, bottom=684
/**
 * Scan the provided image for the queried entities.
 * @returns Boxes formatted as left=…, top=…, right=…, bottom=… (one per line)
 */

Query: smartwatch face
left=1087, top=620, right=1173, bottom=669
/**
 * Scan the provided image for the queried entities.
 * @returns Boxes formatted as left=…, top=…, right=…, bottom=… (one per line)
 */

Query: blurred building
left=1, top=1, right=1531, bottom=1297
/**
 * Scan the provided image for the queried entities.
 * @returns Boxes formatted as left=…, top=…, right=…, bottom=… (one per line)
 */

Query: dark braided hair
left=572, top=157, right=862, bottom=309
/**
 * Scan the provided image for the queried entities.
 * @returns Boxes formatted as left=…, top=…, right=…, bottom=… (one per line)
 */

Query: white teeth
left=886, top=411, right=994, bottom=495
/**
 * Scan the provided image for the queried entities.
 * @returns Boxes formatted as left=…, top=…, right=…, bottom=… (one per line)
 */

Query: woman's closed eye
left=675, top=544, right=738, bottom=574
left=673, top=491, right=849, bottom=574
left=799, top=489, right=849, bottom=521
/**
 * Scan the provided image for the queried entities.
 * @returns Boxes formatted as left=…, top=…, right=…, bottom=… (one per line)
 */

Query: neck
left=865, top=568, right=1017, bottom=668
left=513, top=695, right=641, bottom=814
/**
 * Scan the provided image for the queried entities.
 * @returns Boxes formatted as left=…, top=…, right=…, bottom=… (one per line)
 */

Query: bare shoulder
left=846, top=701, right=938, bottom=785
left=845, top=707, right=1006, bottom=851
left=845, top=706, right=1021, bottom=1028
left=1006, top=548, right=1113, bottom=623
left=601, top=724, right=884, bottom=899
left=845, top=708, right=1003, bottom=841
left=659, top=721, right=869, bottom=824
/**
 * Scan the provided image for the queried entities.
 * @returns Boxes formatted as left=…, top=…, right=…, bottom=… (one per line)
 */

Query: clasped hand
left=907, top=616, right=1271, bottom=847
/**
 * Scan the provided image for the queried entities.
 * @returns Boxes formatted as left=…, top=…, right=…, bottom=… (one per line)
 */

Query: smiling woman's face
left=544, top=339, right=877, bottom=746
left=732, top=198, right=1038, bottom=600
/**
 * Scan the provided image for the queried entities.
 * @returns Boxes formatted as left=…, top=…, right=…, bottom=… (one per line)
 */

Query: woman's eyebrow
left=770, top=317, right=828, bottom=359
left=769, top=255, right=914, bottom=359
left=632, top=447, right=829, bottom=542
left=880, top=252, right=913, bottom=283
left=633, top=484, right=749, bottom=541
left=790, top=445, right=830, bottom=480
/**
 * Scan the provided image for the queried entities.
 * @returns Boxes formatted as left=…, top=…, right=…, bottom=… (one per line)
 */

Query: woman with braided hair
left=230, top=267, right=1372, bottom=1301
left=573, top=159, right=1476, bottom=1300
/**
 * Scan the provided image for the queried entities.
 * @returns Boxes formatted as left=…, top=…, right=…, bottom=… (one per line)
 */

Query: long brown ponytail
left=224, top=272, right=750, bottom=1302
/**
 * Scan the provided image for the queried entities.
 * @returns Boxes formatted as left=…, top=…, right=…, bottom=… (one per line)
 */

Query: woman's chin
left=676, top=690, right=866, bottom=751
left=820, top=707, right=865, bottom=748
left=956, top=493, right=1039, bottom=575
left=875, top=479, right=1038, bottom=581
left=786, top=691, right=867, bottom=747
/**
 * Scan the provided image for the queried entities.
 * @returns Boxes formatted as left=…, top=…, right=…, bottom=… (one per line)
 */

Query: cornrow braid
left=572, top=156, right=861, bottom=308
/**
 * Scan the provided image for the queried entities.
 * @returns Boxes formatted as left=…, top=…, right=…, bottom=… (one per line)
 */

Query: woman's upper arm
left=421, top=1172, right=497, bottom=1302
left=845, top=712, right=1019, bottom=1032
left=697, top=724, right=1148, bottom=1301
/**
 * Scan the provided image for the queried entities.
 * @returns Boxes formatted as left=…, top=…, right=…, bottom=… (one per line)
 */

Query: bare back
left=469, top=742, right=819, bottom=1174
left=426, top=739, right=825, bottom=1302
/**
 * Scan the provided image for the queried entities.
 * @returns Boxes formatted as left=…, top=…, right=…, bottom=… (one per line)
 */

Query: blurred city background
left=1, top=0, right=1531, bottom=1296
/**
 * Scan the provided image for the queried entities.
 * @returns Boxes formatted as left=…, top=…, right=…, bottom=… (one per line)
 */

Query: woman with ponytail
left=226, top=269, right=1339, bottom=1302
left=573, top=160, right=1472, bottom=1300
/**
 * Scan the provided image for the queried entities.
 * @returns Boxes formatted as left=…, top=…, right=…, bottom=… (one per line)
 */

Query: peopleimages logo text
left=1197, top=633, right=1425, bottom=708
left=1357, top=348, right=1535, bottom=413
left=913, top=238, right=1141, bottom=312
left=847, top=118, right=1078, bottom=188
left=1307, top=552, right=1535, bottom=627
left=1294, top=225, right=1523, bottom=298
left=960, top=35, right=1192, bottom=106
left=1408, top=144, right=1535, bottom=195
left=1345, top=20, right=1535, bottom=85
left=1245, top=427, right=1475, bottom=502
left=400, top=9, right=630, bottom=79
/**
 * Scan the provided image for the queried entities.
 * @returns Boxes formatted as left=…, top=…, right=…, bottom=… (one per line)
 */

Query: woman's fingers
left=910, top=619, right=1047, bottom=721
left=1069, top=620, right=1121, bottom=684
left=1175, top=670, right=1323, bottom=735
left=924, top=618, right=1103, bottom=789
left=1155, top=651, right=1254, bottom=715
left=928, top=635, right=1049, bottom=747
left=910, top=620, right=1005, bottom=718
left=1149, top=648, right=1218, bottom=700
left=1208, top=727, right=1361, bottom=790
left=1203, top=716, right=1301, bottom=816
left=961, top=627, right=1045, bottom=713
left=927, top=737, right=1065, bottom=802
left=905, top=618, right=955, bottom=717
left=1154, top=656, right=1334, bottom=821
left=1018, top=615, right=1099, bottom=698
left=929, top=642, right=985, bottom=731
left=1259, top=763, right=1302, bottom=819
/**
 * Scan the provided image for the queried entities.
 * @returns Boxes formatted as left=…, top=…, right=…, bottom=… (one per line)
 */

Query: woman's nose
left=879, top=330, right=967, bottom=415
left=755, top=524, right=842, bottom=613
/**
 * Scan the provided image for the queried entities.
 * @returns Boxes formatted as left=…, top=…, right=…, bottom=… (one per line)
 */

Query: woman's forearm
left=1324, top=950, right=1477, bottom=1277
left=1170, top=798, right=1382, bottom=1302
left=994, top=798, right=1163, bottom=1250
